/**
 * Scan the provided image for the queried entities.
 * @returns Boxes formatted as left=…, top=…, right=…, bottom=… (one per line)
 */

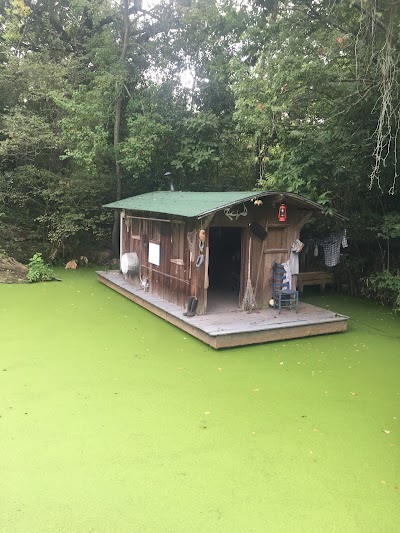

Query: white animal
left=140, top=275, right=149, bottom=292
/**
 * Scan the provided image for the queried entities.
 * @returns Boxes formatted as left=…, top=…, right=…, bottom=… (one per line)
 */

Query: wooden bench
left=296, top=271, right=333, bottom=293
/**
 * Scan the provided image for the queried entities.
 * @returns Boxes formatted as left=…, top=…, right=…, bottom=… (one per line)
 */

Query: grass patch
left=1, top=270, right=399, bottom=532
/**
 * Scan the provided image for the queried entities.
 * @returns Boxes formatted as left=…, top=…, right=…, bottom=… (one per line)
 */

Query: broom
left=242, top=236, right=258, bottom=312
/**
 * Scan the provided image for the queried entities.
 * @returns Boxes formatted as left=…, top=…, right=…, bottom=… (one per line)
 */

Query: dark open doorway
left=207, top=227, right=242, bottom=313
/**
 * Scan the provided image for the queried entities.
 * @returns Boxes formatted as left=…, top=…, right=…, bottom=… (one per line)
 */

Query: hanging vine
left=369, top=30, right=399, bottom=195
left=354, top=1, right=400, bottom=194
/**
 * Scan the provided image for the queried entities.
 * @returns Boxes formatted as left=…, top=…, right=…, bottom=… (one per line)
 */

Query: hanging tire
left=120, top=252, right=139, bottom=275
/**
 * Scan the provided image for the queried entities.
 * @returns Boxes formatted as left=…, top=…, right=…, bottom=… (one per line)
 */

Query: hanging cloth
left=289, top=239, right=304, bottom=275
left=321, top=231, right=348, bottom=267
left=282, top=261, right=292, bottom=289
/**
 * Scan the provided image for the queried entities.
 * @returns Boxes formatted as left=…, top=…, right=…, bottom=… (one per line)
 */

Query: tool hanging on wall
left=187, top=229, right=196, bottom=279
left=196, top=254, right=205, bottom=268
left=249, top=221, right=268, bottom=240
left=254, top=222, right=268, bottom=302
left=242, top=236, right=257, bottom=312
left=198, top=228, right=205, bottom=252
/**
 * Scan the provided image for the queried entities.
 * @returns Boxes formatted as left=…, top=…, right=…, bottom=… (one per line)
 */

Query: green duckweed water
left=1, top=269, right=399, bottom=532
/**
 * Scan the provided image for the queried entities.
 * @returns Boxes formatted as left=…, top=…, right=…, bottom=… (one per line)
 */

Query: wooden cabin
left=102, top=191, right=346, bottom=316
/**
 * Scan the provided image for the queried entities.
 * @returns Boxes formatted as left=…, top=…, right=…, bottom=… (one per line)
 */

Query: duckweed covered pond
left=1, top=269, right=399, bottom=532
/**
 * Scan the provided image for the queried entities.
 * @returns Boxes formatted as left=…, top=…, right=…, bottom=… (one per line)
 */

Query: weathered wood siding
left=122, top=212, right=193, bottom=309
left=120, top=197, right=314, bottom=314
left=208, top=200, right=310, bottom=309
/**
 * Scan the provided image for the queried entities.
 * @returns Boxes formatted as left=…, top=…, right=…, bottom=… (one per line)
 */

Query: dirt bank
left=0, top=256, right=28, bottom=283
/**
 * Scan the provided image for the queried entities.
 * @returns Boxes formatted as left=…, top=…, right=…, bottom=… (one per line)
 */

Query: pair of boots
left=183, top=296, right=198, bottom=317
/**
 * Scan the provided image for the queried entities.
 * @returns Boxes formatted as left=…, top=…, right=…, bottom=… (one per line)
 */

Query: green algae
left=1, top=270, right=399, bottom=532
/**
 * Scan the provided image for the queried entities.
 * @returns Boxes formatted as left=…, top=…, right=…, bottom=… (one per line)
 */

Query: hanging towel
left=291, top=239, right=304, bottom=254
left=290, top=239, right=304, bottom=275
left=282, top=261, right=292, bottom=289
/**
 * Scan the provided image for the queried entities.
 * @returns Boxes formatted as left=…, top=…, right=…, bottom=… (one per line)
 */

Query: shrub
left=27, top=253, right=54, bottom=283
left=364, top=270, right=400, bottom=312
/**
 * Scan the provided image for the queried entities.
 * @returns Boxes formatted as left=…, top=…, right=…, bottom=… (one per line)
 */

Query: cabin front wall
left=206, top=200, right=312, bottom=310
left=119, top=199, right=314, bottom=314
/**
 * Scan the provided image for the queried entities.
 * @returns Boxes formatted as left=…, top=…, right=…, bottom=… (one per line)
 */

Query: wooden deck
left=97, top=271, right=348, bottom=349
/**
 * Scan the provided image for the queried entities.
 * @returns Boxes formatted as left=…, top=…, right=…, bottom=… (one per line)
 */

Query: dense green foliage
left=364, top=270, right=400, bottom=311
left=26, top=252, right=54, bottom=282
left=0, top=0, right=399, bottom=304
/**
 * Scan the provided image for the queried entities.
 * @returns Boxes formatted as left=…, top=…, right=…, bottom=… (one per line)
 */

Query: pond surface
left=1, top=269, right=399, bottom=532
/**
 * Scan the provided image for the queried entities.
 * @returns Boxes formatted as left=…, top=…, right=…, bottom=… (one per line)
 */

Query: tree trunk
left=111, top=0, right=130, bottom=257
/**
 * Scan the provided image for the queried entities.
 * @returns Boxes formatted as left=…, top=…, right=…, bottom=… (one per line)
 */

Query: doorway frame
left=204, top=226, right=244, bottom=314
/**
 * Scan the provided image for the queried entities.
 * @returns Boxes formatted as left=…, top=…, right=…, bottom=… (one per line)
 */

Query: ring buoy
left=120, top=252, right=139, bottom=275
left=195, top=254, right=205, bottom=268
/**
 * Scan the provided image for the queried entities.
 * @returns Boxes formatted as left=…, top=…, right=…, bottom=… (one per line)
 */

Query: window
left=149, top=221, right=160, bottom=242
left=131, top=218, right=141, bottom=239
left=171, top=222, right=184, bottom=263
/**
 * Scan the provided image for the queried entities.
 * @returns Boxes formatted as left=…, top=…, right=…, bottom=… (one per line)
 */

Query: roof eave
left=103, top=191, right=347, bottom=222
left=196, top=193, right=259, bottom=218
left=197, top=191, right=347, bottom=221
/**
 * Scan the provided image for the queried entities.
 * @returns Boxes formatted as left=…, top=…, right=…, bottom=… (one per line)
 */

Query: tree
left=1, top=0, right=397, bottom=288
left=231, top=0, right=399, bottom=289
left=0, top=0, right=176, bottom=258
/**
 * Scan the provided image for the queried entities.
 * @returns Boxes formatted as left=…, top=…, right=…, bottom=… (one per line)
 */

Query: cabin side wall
left=121, top=212, right=193, bottom=309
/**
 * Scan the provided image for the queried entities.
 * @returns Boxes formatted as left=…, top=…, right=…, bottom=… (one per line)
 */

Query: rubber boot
left=187, top=297, right=198, bottom=317
left=183, top=296, right=194, bottom=316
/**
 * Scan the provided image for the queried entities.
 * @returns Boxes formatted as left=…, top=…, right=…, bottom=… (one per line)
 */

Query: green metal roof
left=103, top=191, right=346, bottom=220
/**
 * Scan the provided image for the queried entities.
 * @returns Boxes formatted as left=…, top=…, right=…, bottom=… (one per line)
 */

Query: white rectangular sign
left=148, top=242, right=160, bottom=266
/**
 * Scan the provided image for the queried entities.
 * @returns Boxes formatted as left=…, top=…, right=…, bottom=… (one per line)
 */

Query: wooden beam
left=296, top=212, right=313, bottom=232
left=264, top=248, right=288, bottom=254
left=213, top=321, right=347, bottom=349
left=267, top=223, right=290, bottom=228
left=198, top=213, right=215, bottom=229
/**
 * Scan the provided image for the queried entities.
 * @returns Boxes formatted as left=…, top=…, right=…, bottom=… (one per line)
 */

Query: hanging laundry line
left=306, top=230, right=348, bottom=267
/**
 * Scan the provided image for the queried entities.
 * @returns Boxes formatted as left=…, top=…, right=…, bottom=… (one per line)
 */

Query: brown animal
left=65, top=259, right=78, bottom=270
